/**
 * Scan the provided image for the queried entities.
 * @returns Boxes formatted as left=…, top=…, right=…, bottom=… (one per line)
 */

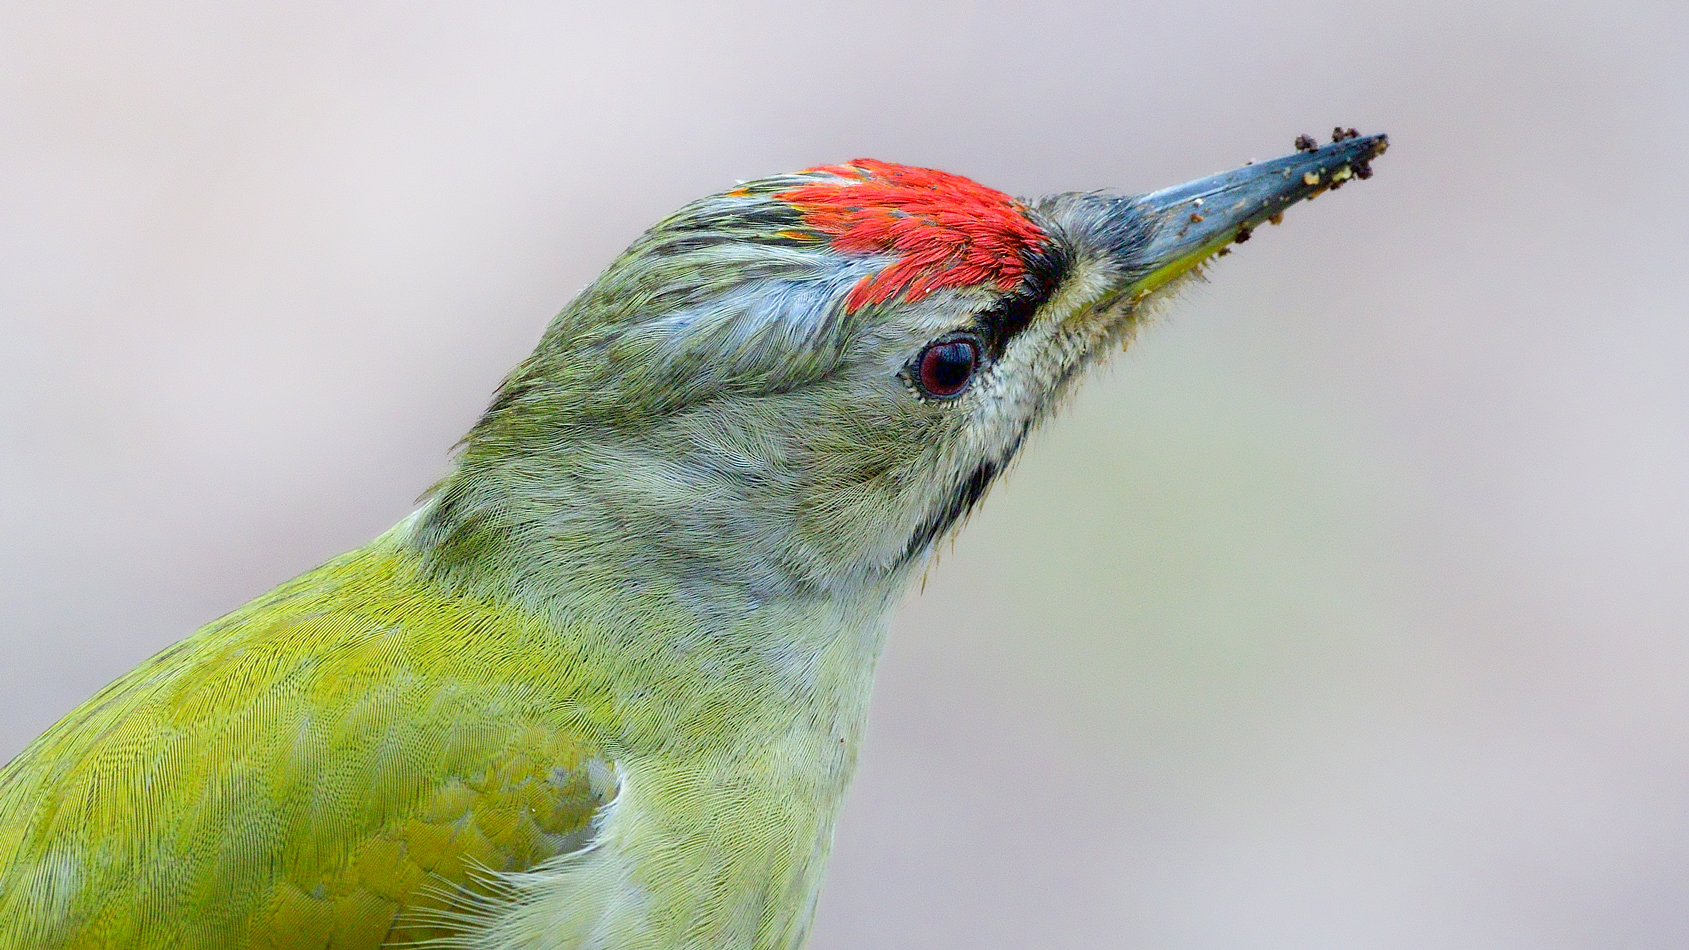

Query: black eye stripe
left=976, top=241, right=1070, bottom=355
left=975, top=295, right=1038, bottom=356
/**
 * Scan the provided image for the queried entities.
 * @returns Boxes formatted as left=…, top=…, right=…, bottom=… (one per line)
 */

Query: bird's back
left=0, top=537, right=619, bottom=949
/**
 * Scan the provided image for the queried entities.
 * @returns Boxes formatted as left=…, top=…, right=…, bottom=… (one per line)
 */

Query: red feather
left=775, top=160, right=1051, bottom=313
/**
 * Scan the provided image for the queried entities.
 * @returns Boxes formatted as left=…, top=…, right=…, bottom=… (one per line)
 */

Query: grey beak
left=1127, top=132, right=1389, bottom=293
left=1037, top=131, right=1389, bottom=300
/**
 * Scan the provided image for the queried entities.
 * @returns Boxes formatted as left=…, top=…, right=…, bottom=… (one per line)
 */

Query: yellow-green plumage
left=0, top=534, right=616, bottom=948
left=0, top=141, right=1386, bottom=948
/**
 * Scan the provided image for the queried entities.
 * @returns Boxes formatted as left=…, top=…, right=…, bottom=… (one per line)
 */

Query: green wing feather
left=0, top=541, right=619, bottom=949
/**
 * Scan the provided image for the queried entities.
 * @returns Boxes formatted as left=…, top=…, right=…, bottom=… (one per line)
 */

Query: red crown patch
left=775, top=159, right=1051, bottom=313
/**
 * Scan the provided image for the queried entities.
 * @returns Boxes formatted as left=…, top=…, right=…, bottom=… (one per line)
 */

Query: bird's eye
left=913, top=335, right=981, bottom=399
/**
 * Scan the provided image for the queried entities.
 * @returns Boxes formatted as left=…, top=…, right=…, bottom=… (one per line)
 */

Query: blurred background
left=2, top=1, right=1686, bottom=946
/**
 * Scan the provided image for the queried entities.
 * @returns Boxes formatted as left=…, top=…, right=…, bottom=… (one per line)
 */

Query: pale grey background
left=3, top=1, right=1686, bottom=947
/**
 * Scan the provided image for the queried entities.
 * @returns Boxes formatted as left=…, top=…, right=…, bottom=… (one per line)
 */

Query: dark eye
left=913, top=335, right=981, bottom=399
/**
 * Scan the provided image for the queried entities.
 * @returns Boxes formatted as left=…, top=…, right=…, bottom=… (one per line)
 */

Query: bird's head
left=420, top=136, right=1387, bottom=616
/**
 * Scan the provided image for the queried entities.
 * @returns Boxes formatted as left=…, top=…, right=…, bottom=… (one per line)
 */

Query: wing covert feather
left=0, top=545, right=619, bottom=950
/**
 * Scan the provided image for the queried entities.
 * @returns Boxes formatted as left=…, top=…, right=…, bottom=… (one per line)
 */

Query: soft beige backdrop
left=3, top=2, right=1686, bottom=947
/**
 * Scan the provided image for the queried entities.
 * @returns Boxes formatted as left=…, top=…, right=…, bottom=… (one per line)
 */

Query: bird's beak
left=1119, top=132, right=1389, bottom=300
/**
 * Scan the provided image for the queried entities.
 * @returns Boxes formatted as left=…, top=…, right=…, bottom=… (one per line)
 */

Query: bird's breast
left=481, top=711, right=868, bottom=950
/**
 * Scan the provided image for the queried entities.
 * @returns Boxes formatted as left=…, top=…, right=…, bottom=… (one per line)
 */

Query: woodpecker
left=0, top=133, right=1387, bottom=950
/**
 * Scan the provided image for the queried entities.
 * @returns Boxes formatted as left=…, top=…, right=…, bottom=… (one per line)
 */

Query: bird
left=0, top=133, right=1387, bottom=950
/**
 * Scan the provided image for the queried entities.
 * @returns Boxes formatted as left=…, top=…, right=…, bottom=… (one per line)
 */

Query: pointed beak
left=1118, top=132, right=1389, bottom=298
